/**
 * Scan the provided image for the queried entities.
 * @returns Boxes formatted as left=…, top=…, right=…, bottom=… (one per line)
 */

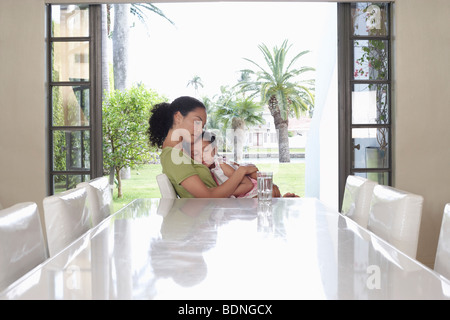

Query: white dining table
left=1, top=197, right=449, bottom=300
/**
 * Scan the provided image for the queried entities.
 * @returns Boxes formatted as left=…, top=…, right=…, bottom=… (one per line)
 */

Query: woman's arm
left=180, top=165, right=258, bottom=198
left=219, top=163, right=253, bottom=197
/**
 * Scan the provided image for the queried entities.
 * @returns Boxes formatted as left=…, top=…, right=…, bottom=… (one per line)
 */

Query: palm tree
left=237, top=39, right=315, bottom=163
left=101, top=4, right=110, bottom=97
left=187, top=75, right=204, bottom=96
left=112, top=4, right=131, bottom=91
left=214, top=87, right=264, bottom=162
left=104, top=4, right=174, bottom=91
left=201, top=96, right=221, bottom=131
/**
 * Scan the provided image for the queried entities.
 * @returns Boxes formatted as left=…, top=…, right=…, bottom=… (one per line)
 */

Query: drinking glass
left=257, top=171, right=273, bottom=201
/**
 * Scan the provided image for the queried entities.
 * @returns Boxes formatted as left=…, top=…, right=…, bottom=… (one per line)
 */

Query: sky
left=126, top=2, right=336, bottom=101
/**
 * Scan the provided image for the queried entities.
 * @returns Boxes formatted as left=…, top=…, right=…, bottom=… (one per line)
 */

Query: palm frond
left=129, top=3, right=175, bottom=37
left=133, top=3, right=175, bottom=25
left=285, top=50, right=310, bottom=72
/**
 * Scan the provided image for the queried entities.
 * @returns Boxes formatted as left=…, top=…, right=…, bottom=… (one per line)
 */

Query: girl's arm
left=228, top=160, right=258, bottom=180
left=180, top=165, right=258, bottom=198
left=219, top=163, right=254, bottom=197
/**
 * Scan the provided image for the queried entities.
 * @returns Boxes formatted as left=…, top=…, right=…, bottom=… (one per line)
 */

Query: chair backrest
left=77, top=176, right=113, bottom=227
left=0, top=202, right=48, bottom=290
left=43, top=186, right=90, bottom=257
left=341, top=175, right=377, bottom=228
left=367, top=184, right=424, bottom=259
left=434, top=203, right=450, bottom=280
left=156, top=173, right=177, bottom=199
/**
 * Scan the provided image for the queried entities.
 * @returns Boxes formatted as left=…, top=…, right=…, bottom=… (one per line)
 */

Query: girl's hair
left=201, top=130, right=216, bottom=143
left=200, top=130, right=218, bottom=154
left=147, top=96, right=206, bottom=148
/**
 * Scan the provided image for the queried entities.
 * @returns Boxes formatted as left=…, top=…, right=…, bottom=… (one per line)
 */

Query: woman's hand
left=272, top=184, right=299, bottom=197
left=282, top=192, right=300, bottom=198
left=272, top=184, right=281, bottom=198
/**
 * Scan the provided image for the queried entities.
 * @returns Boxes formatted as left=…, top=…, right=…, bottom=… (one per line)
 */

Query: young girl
left=192, top=131, right=286, bottom=198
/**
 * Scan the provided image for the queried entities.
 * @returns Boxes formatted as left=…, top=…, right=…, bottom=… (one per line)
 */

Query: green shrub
left=103, top=85, right=167, bottom=198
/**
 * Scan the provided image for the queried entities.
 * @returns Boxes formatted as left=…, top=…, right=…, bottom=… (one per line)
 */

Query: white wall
left=393, top=0, right=450, bottom=267
left=1, top=0, right=449, bottom=268
left=0, top=0, right=47, bottom=217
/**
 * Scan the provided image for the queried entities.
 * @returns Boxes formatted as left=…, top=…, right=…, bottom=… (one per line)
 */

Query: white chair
left=367, top=185, right=424, bottom=259
left=341, top=175, right=377, bottom=228
left=434, top=203, right=450, bottom=280
left=43, top=186, right=90, bottom=257
left=77, top=176, right=113, bottom=227
left=0, top=202, right=48, bottom=290
left=156, top=174, right=178, bottom=199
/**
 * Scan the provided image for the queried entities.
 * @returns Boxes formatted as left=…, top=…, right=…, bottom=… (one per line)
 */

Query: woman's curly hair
left=147, top=96, right=205, bottom=148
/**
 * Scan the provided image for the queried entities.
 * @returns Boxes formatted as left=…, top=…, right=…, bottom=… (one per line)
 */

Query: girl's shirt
left=160, top=147, right=217, bottom=198
left=210, top=156, right=259, bottom=198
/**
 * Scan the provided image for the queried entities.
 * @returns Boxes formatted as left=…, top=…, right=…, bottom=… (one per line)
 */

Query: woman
left=148, top=96, right=258, bottom=198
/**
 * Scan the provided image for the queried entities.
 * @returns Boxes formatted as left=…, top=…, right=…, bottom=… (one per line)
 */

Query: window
left=47, top=4, right=102, bottom=194
left=338, top=2, right=392, bottom=208
left=270, top=133, right=277, bottom=144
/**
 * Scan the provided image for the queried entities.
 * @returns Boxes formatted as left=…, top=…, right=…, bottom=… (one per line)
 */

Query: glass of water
left=257, top=171, right=273, bottom=201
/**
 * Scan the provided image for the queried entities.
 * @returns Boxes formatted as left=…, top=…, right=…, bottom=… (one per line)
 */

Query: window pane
left=353, top=40, right=388, bottom=80
left=53, top=174, right=90, bottom=194
left=354, top=171, right=389, bottom=185
left=351, top=3, right=389, bottom=37
left=352, top=128, right=389, bottom=169
left=51, top=5, right=89, bottom=37
left=352, top=83, right=389, bottom=124
left=52, top=130, right=90, bottom=170
left=52, top=42, right=89, bottom=82
left=52, top=86, right=90, bottom=126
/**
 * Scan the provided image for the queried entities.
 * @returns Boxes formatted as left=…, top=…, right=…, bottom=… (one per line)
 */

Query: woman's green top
left=160, top=147, right=217, bottom=198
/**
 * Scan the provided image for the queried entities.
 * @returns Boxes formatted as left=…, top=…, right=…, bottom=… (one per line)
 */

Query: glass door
left=47, top=4, right=102, bottom=194
left=338, top=2, right=392, bottom=207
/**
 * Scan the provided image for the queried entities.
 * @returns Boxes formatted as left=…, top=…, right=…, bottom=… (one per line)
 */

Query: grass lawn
left=111, top=162, right=305, bottom=212
left=255, top=163, right=305, bottom=197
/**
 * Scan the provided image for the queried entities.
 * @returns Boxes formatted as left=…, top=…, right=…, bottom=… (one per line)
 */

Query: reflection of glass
left=257, top=201, right=273, bottom=235
left=52, top=42, right=89, bottom=82
left=51, top=5, right=89, bottom=37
